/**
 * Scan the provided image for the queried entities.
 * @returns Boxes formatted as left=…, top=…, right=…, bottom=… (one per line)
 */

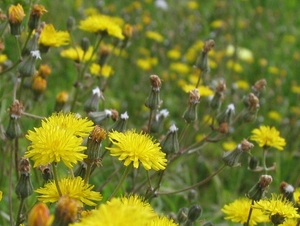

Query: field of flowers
left=1, top=0, right=300, bottom=225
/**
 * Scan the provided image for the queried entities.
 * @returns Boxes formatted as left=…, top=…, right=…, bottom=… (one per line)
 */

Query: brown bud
left=218, top=122, right=228, bottom=134
left=90, top=125, right=107, bottom=142
left=188, top=89, right=200, bottom=103
left=253, top=79, right=267, bottom=92
left=110, top=109, right=119, bottom=121
left=19, top=157, right=31, bottom=173
left=240, top=139, right=254, bottom=151
left=149, top=74, right=162, bottom=88
left=9, top=100, right=24, bottom=118
left=203, top=39, right=215, bottom=53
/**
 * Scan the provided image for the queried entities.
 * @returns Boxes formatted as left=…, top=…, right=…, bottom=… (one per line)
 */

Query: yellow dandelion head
left=8, top=4, right=25, bottom=24
left=39, top=24, right=70, bottom=47
left=60, top=46, right=95, bottom=62
left=222, top=198, right=269, bottom=225
left=253, top=194, right=300, bottom=221
left=79, top=14, right=124, bottom=39
left=35, top=177, right=102, bottom=206
left=106, top=130, right=167, bottom=170
left=167, top=48, right=181, bottom=60
left=169, top=62, right=190, bottom=74
left=0, top=54, right=8, bottom=63
left=294, top=188, right=300, bottom=205
left=148, top=215, right=178, bottom=226
left=250, top=125, right=286, bottom=150
left=268, top=111, right=282, bottom=122
left=145, top=31, right=164, bottom=42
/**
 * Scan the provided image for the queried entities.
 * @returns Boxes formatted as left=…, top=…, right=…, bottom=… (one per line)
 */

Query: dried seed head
left=9, top=100, right=24, bottom=118
left=149, top=74, right=162, bottom=88
left=240, top=139, right=254, bottom=151
left=203, top=39, right=215, bottom=53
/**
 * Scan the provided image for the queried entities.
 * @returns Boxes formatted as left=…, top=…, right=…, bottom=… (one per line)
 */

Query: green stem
left=52, top=163, right=62, bottom=196
left=262, top=147, right=268, bottom=174
left=14, top=138, right=19, bottom=181
left=147, top=109, right=154, bottom=133
left=8, top=142, right=14, bottom=226
left=157, top=164, right=226, bottom=195
left=15, top=198, right=25, bottom=226
left=0, top=20, right=8, bottom=37
left=179, top=123, right=190, bottom=143
left=108, top=166, right=131, bottom=200
left=245, top=200, right=254, bottom=226
left=84, top=163, right=92, bottom=184
left=15, top=36, right=22, bottom=60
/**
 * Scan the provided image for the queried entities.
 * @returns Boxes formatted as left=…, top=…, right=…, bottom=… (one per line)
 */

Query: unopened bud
left=52, top=196, right=79, bottom=225
left=183, top=89, right=200, bottom=123
left=88, top=109, right=112, bottom=125
left=8, top=4, right=25, bottom=36
left=28, top=202, right=50, bottom=226
left=187, top=204, right=202, bottom=222
left=279, top=181, right=295, bottom=203
left=80, top=37, right=90, bottom=53
left=55, top=91, right=69, bottom=112
left=38, top=164, right=53, bottom=182
left=150, top=109, right=169, bottom=133
left=188, top=189, right=198, bottom=203
left=28, top=4, right=47, bottom=31
left=195, top=39, right=214, bottom=72
left=177, top=207, right=189, bottom=223
left=145, top=75, right=162, bottom=110
left=160, top=124, right=179, bottom=154
left=98, top=45, right=110, bottom=66
left=109, top=111, right=129, bottom=132
left=252, top=79, right=267, bottom=95
left=84, top=87, right=102, bottom=112
left=15, top=158, right=34, bottom=199
left=247, top=175, right=272, bottom=201
left=66, top=16, right=76, bottom=32
left=248, top=156, right=259, bottom=170
left=6, top=100, right=24, bottom=139
left=18, top=50, right=41, bottom=77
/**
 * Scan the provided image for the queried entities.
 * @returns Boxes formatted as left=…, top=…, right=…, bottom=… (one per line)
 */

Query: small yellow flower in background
left=25, top=112, right=93, bottom=167
left=199, top=85, right=214, bottom=97
left=170, top=62, right=190, bottom=74
left=32, top=76, right=47, bottom=93
left=222, top=141, right=238, bottom=151
left=210, top=19, right=225, bottom=29
left=90, top=63, right=114, bottom=78
left=61, top=46, right=95, bottom=62
left=250, top=125, right=286, bottom=151
left=234, top=80, right=250, bottom=90
left=283, top=35, right=296, bottom=43
left=35, top=177, right=102, bottom=206
left=253, top=194, right=300, bottom=223
left=0, top=54, right=7, bottom=63
left=8, top=4, right=25, bottom=24
left=226, top=45, right=253, bottom=63
left=84, top=7, right=99, bottom=16
left=145, top=31, right=164, bottom=42
left=39, top=24, right=70, bottom=47
left=136, top=57, right=158, bottom=71
left=70, top=195, right=157, bottom=226
left=167, top=48, right=181, bottom=60
left=187, top=0, right=199, bottom=10
left=268, top=66, right=280, bottom=74
left=291, top=85, right=300, bottom=94
left=106, top=130, right=167, bottom=170
left=226, top=60, right=243, bottom=73
left=222, top=197, right=269, bottom=225
left=0, top=191, right=2, bottom=201
left=79, top=14, right=124, bottom=39
left=268, top=111, right=282, bottom=122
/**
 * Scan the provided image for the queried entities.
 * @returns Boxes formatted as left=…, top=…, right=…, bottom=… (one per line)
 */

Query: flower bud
left=51, top=196, right=79, bottom=226
left=66, top=16, right=76, bottom=32
left=28, top=202, right=50, bottom=226
left=188, top=189, right=198, bottom=203
left=246, top=175, right=272, bottom=201
left=32, top=76, right=47, bottom=98
left=38, top=164, right=53, bottom=182
left=252, top=78, right=267, bottom=95
left=242, top=93, right=260, bottom=122
left=160, top=124, right=179, bottom=154
left=195, top=39, right=214, bottom=72
left=279, top=181, right=295, bottom=203
left=177, top=207, right=189, bottom=223
left=23, top=32, right=40, bottom=55
left=187, top=204, right=202, bottom=222
left=6, top=100, right=24, bottom=140
left=38, top=64, right=51, bottom=78
left=54, top=91, right=69, bottom=112
left=84, top=125, right=106, bottom=166
left=98, top=45, right=111, bottom=66
left=217, top=103, right=235, bottom=125
left=80, top=37, right=90, bottom=53
left=145, top=75, right=162, bottom=110
left=88, top=109, right=113, bottom=125
left=28, top=4, right=47, bottom=31
left=222, top=139, right=254, bottom=167
left=15, top=158, right=34, bottom=199
left=270, top=214, right=285, bottom=225
left=18, top=50, right=41, bottom=77
left=84, top=87, right=102, bottom=113
left=248, top=156, right=260, bottom=170
left=7, top=4, right=25, bottom=36
left=150, top=109, right=169, bottom=133
left=183, top=89, right=200, bottom=123
left=109, top=111, right=129, bottom=132
left=121, top=24, right=133, bottom=48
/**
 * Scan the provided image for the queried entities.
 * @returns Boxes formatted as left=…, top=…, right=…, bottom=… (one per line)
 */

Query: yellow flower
left=136, top=57, right=158, bottom=71
left=147, top=215, right=178, bottom=226
left=253, top=194, right=300, bottom=223
left=145, top=31, right=164, bottom=42
left=8, top=4, right=25, bottom=24
left=222, top=141, right=237, bottom=151
left=60, top=46, right=96, bottom=62
left=222, top=198, right=269, bottom=225
left=294, top=188, right=300, bottom=205
left=268, top=111, right=282, bottom=122
left=106, top=130, right=167, bottom=170
left=35, top=177, right=102, bottom=206
left=187, top=1, right=199, bottom=10
left=170, top=62, right=190, bottom=74
left=291, top=85, right=300, bottom=94
left=0, top=191, right=2, bottom=201
left=226, top=60, right=243, bottom=73
left=235, top=80, right=250, bottom=90
left=25, top=112, right=93, bottom=168
left=39, top=24, right=70, bottom=47
left=70, top=195, right=156, bottom=226
left=0, top=54, right=8, bottom=63
left=167, top=48, right=181, bottom=60
left=279, top=218, right=299, bottom=226
left=268, top=66, right=280, bottom=74
left=250, top=125, right=286, bottom=150
left=90, top=63, right=114, bottom=78
left=79, top=14, right=124, bottom=39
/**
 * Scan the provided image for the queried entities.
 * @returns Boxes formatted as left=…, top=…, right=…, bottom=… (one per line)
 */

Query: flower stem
left=84, top=163, right=92, bottom=184
left=147, top=109, right=154, bottom=133
left=245, top=200, right=254, bottom=226
left=15, top=198, right=25, bottom=226
left=52, top=163, right=62, bottom=196
left=157, top=164, right=226, bottom=195
left=108, top=166, right=131, bottom=200
left=262, top=147, right=268, bottom=173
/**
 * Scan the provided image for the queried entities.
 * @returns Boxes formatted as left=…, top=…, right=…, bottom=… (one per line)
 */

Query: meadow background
left=1, top=0, right=300, bottom=225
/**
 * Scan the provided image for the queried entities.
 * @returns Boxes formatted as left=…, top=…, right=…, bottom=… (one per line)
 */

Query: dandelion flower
left=71, top=195, right=156, bottom=226
left=25, top=112, right=93, bottom=168
left=35, top=177, right=102, bottom=206
left=60, top=46, right=95, bottom=62
left=253, top=194, right=300, bottom=224
left=145, top=31, right=164, bottom=42
left=79, top=14, right=124, bottom=39
left=147, top=215, right=178, bottom=226
left=106, top=130, right=167, bottom=170
left=39, top=24, right=70, bottom=47
left=279, top=218, right=299, bottom=226
left=250, top=125, right=286, bottom=150
left=44, top=112, right=94, bottom=138
left=222, top=198, right=269, bottom=225
left=294, top=187, right=300, bottom=205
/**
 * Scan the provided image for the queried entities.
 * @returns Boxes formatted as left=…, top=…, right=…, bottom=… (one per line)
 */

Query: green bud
left=74, top=162, right=87, bottom=178
left=248, top=156, right=259, bottom=170
left=183, top=89, right=200, bottom=123
left=160, top=124, right=179, bottom=154
left=196, top=51, right=209, bottom=72
left=6, top=117, right=22, bottom=140
left=80, top=37, right=90, bottom=53
left=184, top=220, right=194, bottom=226
left=247, top=175, right=272, bottom=201
left=88, top=110, right=112, bottom=125
left=109, top=111, right=129, bottom=132
left=18, top=50, right=41, bottom=77
left=187, top=204, right=202, bottom=222
left=270, top=213, right=285, bottom=225
left=150, top=109, right=169, bottom=133
left=177, top=207, right=189, bottom=223
left=66, top=16, right=76, bottom=32
left=188, top=189, right=198, bottom=203
left=84, top=87, right=102, bottom=113
left=39, top=164, right=53, bottom=182
left=15, top=158, right=33, bottom=199
left=145, top=75, right=162, bottom=110
left=210, top=92, right=222, bottom=110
